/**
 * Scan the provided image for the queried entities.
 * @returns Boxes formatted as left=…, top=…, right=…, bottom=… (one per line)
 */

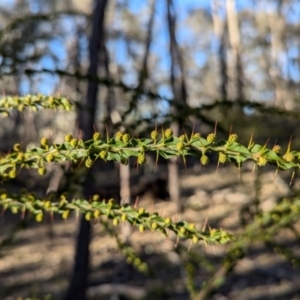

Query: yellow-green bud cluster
left=188, top=223, right=195, bottom=230
left=64, top=133, right=73, bottom=142
left=164, top=128, right=173, bottom=138
left=85, top=158, right=93, bottom=168
left=0, top=95, right=72, bottom=112
left=272, top=145, right=281, bottom=154
left=94, top=209, right=101, bottom=218
left=38, top=167, right=47, bottom=175
left=115, top=131, right=123, bottom=140
left=35, top=212, right=43, bottom=222
left=257, top=156, right=268, bottom=167
left=179, top=134, right=186, bottom=141
left=137, top=153, right=146, bottom=165
left=151, top=130, right=158, bottom=140
left=218, top=153, right=227, bottom=164
left=122, top=133, right=130, bottom=143
left=176, top=142, right=184, bottom=151
left=62, top=210, right=70, bottom=220
left=179, top=227, right=186, bottom=234
left=99, top=150, right=108, bottom=160
left=206, top=133, right=216, bottom=143
left=0, top=192, right=7, bottom=200
left=125, top=255, right=148, bottom=273
left=0, top=190, right=233, bottom=247
left=93, top=132, right=101, bottom=141
left=283, top=152, right=294, bottom=163
left=17, top=104, right=24, bottom=111
left=40, top=137, right=49, bottom=149
left=13, top=143, right=21, bottom=152
left=192, top=235, right=199, bottom=243
left=228, top=133, right=238, bottom=144
left=108, top=198, right=115, bottom=205
left=113, top=218, right=119, bottom=226
left=85, top=212, right=91, bottom=221
left=93, top=194, right=100, bottom=201
left=46, top=154, right=55, bottom=162
left=11, top=206, right=19, bottom=214
left=8, top=169, right=17, bottom=178
left=70, top=138, right=79, bottom=148
left=151, top=222, right=158, bottom=230
left=138, top=207, right=145, bottom=215
left=200, top=155, right=209, bottom=165
left=164, top=217, right=171, bottom=225
left=17, top=152, right=24, bottom=161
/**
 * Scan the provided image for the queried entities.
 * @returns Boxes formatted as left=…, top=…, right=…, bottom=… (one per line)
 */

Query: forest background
left=0, top=0, right=300, bottom=299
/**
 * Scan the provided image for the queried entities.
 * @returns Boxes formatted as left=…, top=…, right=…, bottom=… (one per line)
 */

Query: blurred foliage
left=1, top=0, right=300, bottom=298
left=1, top=96, right=300, bottom=299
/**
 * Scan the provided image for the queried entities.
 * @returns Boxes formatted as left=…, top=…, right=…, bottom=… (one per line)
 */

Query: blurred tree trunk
left=226, top=0, right=244, bottom=102
left=211, top=0, right=228, bottom=100
left=120, top=163, right=131, bottom=240
left=121, top=0, right=156, bottom=241
left=100, top=0, right=119, bottom=130
left=138, top=0, right=156, bottom=89
left=166, top=0, right=187, bottom=213
left=64, top=1, right=108, bottom=299
left=74, top=22, right=84, bottom=109
left=102, top=37, right=120, bottom=127
left=267, top=4, right=287, bottom=108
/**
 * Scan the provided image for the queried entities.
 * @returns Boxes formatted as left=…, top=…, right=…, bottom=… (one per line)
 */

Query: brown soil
left=1, top=165, right=300, bottom=300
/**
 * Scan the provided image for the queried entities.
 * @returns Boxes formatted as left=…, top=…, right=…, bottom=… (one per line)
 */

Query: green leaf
left=250, top=144, right=264, bottom=153
left=75, top=149, right=88, bottom=158
left=190, top=137, right=210, bottom=147
left=226, top=142, right=251, bottom=156
left=28, top=147, right=45, bottom=154
left=122, top=149, right=139, bottom=157
left=128, top=138, right=138, bottom=146
left=265, top=150, right=281, bottom=161
left=54, top=142, right=71, bottom=151
left=158, top=226, right=168, bottom=236
left=277, top=160, right=298, bottom=170
left=159, top=149, right=177, bottom=159
left=0, top=163, right=10, bottom=174
left=114, top=140, right=128, bottom=147
left=228, top=155, right=248, bottom=164
left=107, top=152, right=121, bottom=162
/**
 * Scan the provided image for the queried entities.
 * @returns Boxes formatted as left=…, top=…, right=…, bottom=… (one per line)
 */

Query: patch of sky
left=112, top=38, right=127, bottom=66
left=0, top=0, right=15, bottom=9
left=177, top=0, right=210, bottom=14
left=30, top=1, right=39, bottom=13
left=194, top=51, right=207, bottom=69
left=243, top=106, right=256, bottom=115
left=287, top=45, right=300, bottom=82
left=283, top=2, right=300, bottom=24
left=19, top=78, right=30, bottom=95
left=127, top=0, right=147, bottom=14
left=235, top=0, right=252, bottom=11
left=156, top=85, right=172, bottom=116
left=49, top=39, right=66, bottom=64
left=107, top=38, right=138, bottom=87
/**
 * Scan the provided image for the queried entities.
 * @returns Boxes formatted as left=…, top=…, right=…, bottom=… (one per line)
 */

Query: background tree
left=1, top=0, right=300, bottom=299
left=64, top=1, right=108, bottom=299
